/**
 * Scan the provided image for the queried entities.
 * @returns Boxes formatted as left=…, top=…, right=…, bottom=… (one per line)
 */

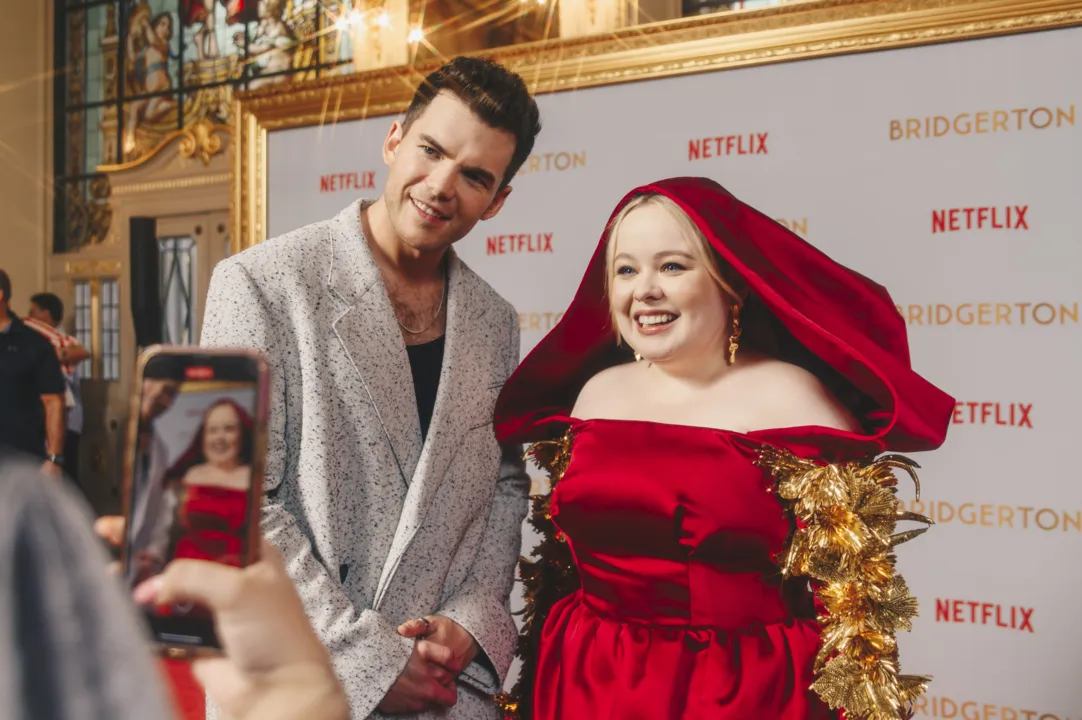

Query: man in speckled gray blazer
left=200, top=56, right=541, bottom=718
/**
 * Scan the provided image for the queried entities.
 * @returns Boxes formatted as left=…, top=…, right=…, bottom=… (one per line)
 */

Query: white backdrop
left=267, top=26, right=1082, bottom=718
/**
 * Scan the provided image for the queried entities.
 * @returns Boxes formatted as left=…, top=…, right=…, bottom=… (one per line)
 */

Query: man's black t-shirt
left=0, top=317, right=66, bottom=456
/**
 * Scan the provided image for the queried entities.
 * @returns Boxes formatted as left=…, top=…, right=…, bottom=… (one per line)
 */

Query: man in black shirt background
left=0, top=269, right=66, bottom=476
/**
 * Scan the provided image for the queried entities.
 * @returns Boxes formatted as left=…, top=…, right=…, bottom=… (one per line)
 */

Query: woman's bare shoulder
left=571, top=362, right=638, bottom=420
left=741, top=358, right=861, bottom=433
left=181, top=463, right=211, bottom=486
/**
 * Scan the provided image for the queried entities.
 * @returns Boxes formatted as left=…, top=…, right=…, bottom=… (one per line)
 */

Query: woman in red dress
left=163, top=398, right=254, bottom=569
left=493, top=177, right=955, bottom=720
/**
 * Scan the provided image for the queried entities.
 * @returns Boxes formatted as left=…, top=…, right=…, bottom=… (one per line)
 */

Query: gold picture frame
left=231, top=0, right=1082, bottom=254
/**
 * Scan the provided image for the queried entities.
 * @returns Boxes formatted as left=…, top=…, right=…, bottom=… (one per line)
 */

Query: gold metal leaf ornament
left=496, top=429, right=579, bottom=719
left=756, top=445, right=932, bottom=720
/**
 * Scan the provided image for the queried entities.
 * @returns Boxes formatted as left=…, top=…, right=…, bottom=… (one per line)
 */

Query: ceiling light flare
left=335, top=10, right=364, bottom=31
left=407, top=27, right=424, bottom=43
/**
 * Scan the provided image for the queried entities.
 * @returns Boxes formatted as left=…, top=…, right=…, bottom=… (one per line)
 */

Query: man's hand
left=379, top=615, right=480, bottom=713
left=40, top=460, right=62, bottom=479
left=398, top=615, right=480, bottom=671
left=377, top=640, right=460, bottom=713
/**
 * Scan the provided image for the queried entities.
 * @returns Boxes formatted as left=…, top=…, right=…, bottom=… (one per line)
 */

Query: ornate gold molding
left=179, top=118, right=225, bottom=165
left=111, top=172, right=231, bottom=197
left=233, top=0, right=1082, bottom=253
left=98, top=120, right=231, bottom=173
left=65, top=259, right=123, bottom=277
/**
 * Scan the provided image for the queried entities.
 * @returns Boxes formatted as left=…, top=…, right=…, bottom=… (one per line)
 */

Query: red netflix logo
left=952, top=402, right=1032, bottom=428
left=932, top=205, right=1028, bottom=233
left=688, top=132, right=768, bottom=161
left=936, top=599, right=1034, bottom=633
left=486, top=233, right=553, bottom=255
left=319, top=171, right=375, bottom=193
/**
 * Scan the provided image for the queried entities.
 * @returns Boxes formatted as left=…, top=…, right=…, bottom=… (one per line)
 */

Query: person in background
left=26, top=292, right=91, bottom=488
left=0, top=448, right=349, bottom=720
left=0, top=269, right=66, bottom=476
left=127, top=361, right=183, bottom=585
left=196, top=55, right=540, bottom=718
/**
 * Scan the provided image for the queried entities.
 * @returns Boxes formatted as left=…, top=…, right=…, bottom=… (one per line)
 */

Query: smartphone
left=121, top=345, right=270, bottom=657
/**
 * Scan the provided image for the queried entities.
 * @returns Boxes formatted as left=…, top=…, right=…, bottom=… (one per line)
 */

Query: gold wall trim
left=233, top=0, right=1082, bottom=253
left=98, top=121, right=232, bottom=174
left=65, top=259, right=123, bottom=276
left=112, top=172, right=231, bottom=197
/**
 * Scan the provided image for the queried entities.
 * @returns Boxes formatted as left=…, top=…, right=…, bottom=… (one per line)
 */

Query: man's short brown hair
left=402, top=56, right=541, bottom=188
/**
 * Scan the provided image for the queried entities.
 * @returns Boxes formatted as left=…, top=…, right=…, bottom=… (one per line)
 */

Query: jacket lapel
left=326, top=202, right=422, bottom=487
left=373, top=253, right=492, bottom=608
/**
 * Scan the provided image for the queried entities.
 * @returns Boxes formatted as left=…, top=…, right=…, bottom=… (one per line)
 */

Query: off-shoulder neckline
left=563, top=415, right=873, bottom=443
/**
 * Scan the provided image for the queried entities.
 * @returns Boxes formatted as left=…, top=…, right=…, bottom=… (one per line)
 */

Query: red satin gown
left=535, top=418, right=847, bottom=720
left=173, top=484, right=249, bottom=566
left=155, top=485, right=249, bottom=619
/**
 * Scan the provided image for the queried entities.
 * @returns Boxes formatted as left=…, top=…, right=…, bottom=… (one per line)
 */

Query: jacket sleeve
left=436, top=305, right=531, bottom=695
left=755, top=444, right=932, bottom=720
left=200, top=258, right=413, bottom=717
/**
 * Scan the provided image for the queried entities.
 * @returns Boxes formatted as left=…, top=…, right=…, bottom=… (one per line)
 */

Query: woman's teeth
left=638, top=314, right=676, bottom=326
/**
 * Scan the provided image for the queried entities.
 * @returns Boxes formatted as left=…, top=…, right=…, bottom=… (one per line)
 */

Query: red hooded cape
left=493, top=176, right=954, bottom=454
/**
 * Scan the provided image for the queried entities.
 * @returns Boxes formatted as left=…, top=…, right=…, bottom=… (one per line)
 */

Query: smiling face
left=607, top=197, right=740, bottom=366
left=202, top=403, right=244, bottom=467
left=381, top=91, right=517, bottom=256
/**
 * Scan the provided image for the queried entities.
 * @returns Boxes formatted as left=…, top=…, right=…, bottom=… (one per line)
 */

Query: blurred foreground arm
left=0, top=451, right=174, bottom=719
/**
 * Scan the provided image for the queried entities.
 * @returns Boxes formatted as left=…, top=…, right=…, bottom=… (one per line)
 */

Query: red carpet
left=160, top=658, right=205, bottom=720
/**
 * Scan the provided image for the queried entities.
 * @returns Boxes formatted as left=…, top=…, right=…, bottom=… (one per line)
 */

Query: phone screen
left=124, top=349, right=267, bottom=652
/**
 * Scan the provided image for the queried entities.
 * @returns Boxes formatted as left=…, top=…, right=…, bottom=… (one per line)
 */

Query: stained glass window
left=54, top=0, right=790, bottom=254
left=54, top=0, right=357, bottom=253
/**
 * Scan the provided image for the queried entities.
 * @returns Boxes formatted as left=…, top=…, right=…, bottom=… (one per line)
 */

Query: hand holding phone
left=121, top=346, right=270, bottom=656
left=132, top=540, right=349, bottom=720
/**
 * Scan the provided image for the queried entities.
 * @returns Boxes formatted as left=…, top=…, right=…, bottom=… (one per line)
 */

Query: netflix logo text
left=896, top=302, right=1078, bottom=326
left=935, top=599, right=1034, bottom=633
left=486, top=233, right=553, bottom=255
left=519, top=311, right=563, bottom=332
left=319, top=171, right=375, bottom=193
left=912, top=695, right=1073, bottom=720
left=952, top=402, right=1032, bottom=428
left=901, top=499, right=1082, bottom=533
left=775, top=218, right=808, bottom=237
left=688, top=132, right=768, bottom=161
left=891, top=104, right=1075, bottom=140
left=517, top=151, right=586, bottom=175
left=932, top=206, right=1029, bottom=233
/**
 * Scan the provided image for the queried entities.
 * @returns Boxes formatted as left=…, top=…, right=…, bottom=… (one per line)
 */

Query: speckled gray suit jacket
left=200, top=200, right=530, bottom=719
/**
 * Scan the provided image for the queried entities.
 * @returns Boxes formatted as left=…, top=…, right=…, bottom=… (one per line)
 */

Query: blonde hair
left=604, top=193, right=744, bottom=344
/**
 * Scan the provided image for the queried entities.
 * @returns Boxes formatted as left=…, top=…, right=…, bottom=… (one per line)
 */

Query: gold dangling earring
left=728, top=304, right=742, bottom=365
left=634, top=351, right=643, bottom=362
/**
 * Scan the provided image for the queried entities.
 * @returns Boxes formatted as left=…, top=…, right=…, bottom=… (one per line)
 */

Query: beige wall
left=0, top=1, right=51, bottom=315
